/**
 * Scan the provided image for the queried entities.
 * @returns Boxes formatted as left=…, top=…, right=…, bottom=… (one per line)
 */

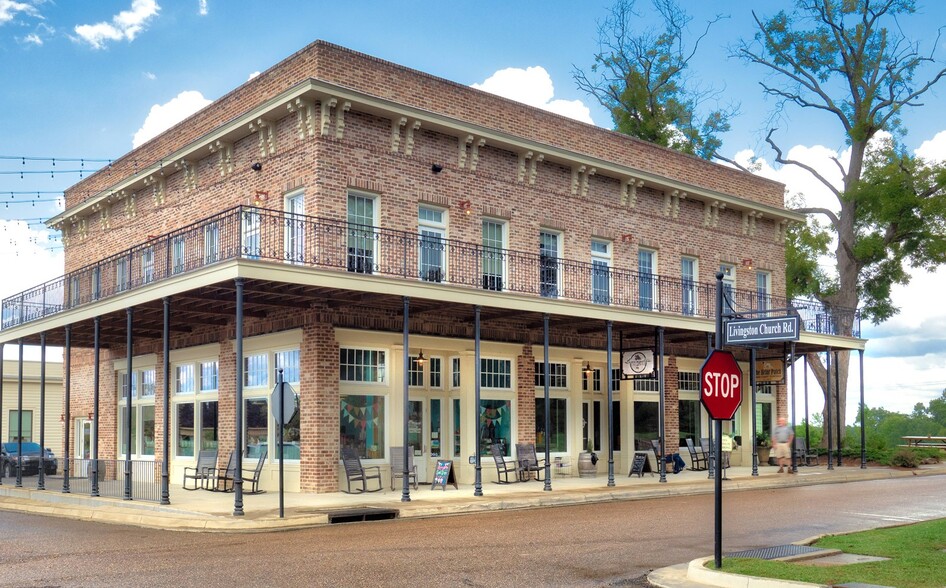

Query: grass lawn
left=717, top=518, right=946, bottom=588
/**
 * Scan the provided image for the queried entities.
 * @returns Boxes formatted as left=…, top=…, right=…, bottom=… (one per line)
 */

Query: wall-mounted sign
left=724, top=316, right=800, bottom=345
left=755, top=359, right=785, bottom=384
left=621, top=349, right=654, bottom=377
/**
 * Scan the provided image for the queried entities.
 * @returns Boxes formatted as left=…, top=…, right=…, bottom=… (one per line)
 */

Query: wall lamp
left=431, top=163, right=444, bottom=174
left=582, top=361, right=593, bottom=376
left=416, top=350, right=426, bottom=365
left=457, top=200, right=472, bottom=215
left=253, top=190, right=269, bottom=206
left=741, top=258, right=754, bottom=270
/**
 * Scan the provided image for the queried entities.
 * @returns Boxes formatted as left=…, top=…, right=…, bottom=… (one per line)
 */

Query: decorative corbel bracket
left=124, top=193, right=137, bottom=220
left=703, top=201, right=725, bottom=228
left=391, top=117, right=407, bottom=153
left=776, top=220, right=788, bottom=243
left=663, top=190, right=685, bottom=218
left=404, top=120, right=422, bottom=156
left=517, top=150, right=533, bottom=182
left=248, top=118, right=276, bottom=158
left=621, top=177, right=644, bottom=207
left=470, top=138, right=487, bottom=172
left=528, top=152, right=543, bottom=185
left=580, top=167, right=596, bottom=197
left=287, top=98, right=317, bottom=139
left=335, top=101, right=351, bottom=139
left=459, top=135, right=474, bottom=169
left=174, top=159, right=198, bottom=192
left=208, top=140, right=233, bottom=177
left=144, top=174, right=166, bottom=207
left=320, top=97, right=338, bottom=136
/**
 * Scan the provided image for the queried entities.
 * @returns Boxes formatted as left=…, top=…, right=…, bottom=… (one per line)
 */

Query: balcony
left=1, top=206, right=860, bottom=338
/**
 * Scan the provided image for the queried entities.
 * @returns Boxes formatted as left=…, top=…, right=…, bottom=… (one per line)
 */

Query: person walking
left=773, top=417, right=794, bottom=473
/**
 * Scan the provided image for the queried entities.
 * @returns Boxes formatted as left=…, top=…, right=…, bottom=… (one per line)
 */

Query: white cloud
left=472, top=66, right=594, bottom=125
left=915, top=130, right=946, bottom=163
left=144, top=71, right=156, bottom=80
left=0, top=0, right=40, bottom=25
left=132, top=90, right=210, bottom=148
left=73, top=0, right=160, bottom=49
left=198, top=0, right=207, bottom=16
left=0, top=220, right=63, bottom=306
left=22, top=32, right=41, bottom=44
left=247, top=71, right=260, bottom=81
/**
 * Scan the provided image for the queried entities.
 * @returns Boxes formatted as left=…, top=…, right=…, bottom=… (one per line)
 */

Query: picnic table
left=901, top=435, right=946, bottom=449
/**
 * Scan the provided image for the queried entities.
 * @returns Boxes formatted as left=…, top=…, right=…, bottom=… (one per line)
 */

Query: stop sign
left=700, top=349, right=743, bottom=420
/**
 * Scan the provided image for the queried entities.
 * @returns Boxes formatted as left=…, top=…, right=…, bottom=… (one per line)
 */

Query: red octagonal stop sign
left=700, top=349, right=743, bottom=420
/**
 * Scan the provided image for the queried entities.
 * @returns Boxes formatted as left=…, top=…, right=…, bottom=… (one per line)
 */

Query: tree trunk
left=805, top=351, right=850, bottom=452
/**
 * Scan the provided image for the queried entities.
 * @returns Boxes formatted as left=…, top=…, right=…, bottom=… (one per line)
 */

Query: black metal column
left=233, top=278, right=245, bottom=516
left=657, top=326, right=666, bottom=484
left=160, top=297, right=170, bottom=505
left=38, top=333, right=46, bottom=490
left=543, top=314, right=551, bottom=491
left=859, top=349, right=866, bottom=469
left=124, top=307, right=133, bottom=500
left=16, top=339, right=23, bottom=488
left=789, top=342, right=797, bottom=473
left=401, top=297, right=411, bottom=503
left=606, top=320, right=615, bottom=487
left=750, top=348, right=758, bottom=476
left=473, top=305, right=482, bottom=497
left=62, top=328, right=71, bottom=493
left=835, top=350, right=842, bottom=467
left=825, top=347, right=833, bottom=471
left=92, top=317, right=100, bottom=496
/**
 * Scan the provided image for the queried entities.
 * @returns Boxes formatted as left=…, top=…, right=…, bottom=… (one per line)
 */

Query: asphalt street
left=1, top=476, right=944, bottom=587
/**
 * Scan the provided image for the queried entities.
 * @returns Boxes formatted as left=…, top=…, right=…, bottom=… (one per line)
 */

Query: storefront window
left=678, top=399, right=701, bottom=446
left=7, top=410, right=32, bottom=442
left=534, top=398, right=567, bottom=452
left=453, top=398, right=461, bottom=457
left=245, top=398, right=268, bottom=457
left=633, top=401, right=659, bottom=449
left=613, top=400, right=622, bottom=451
left=478, top=399, right=511, bottom=456
left=340, top=395, right=385, bottom=459
left=200, top=400, right=218, bottom=452
left=176, top=403, right=195, bottom=457
left=119, top=406, right=136, bottom=455
left=142, top=405, right=155, bottom=456
left=276, top=393, right=300, bottom=460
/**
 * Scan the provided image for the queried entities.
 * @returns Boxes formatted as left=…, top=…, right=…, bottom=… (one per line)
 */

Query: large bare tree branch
left=765, top=128, right=843, bottom=203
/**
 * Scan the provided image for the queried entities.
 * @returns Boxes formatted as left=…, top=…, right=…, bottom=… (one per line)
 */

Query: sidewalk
left=1, top=461, right=942, bottom=534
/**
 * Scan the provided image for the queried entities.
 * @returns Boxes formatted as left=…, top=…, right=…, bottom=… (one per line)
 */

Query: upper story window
left=534, top=362, right=568, bottom=388
left=347, top=192, right=377, bottom=274
left=480, top=358, right=512, bottom=389
left=340, top=348, right=386, bottom=383
left=451, top=357, right=461, bottom=388
left=419, top=206, right=446, bottom=283
left=172, top=235, right=186, bottom=274
left=141, top=247, right=155, bottom=284
left=611, top=368, right=622, bottom=392
left=720, top=263, right=735, bottom=309
left=242, top=208, right=261, bottom=259
left=116, top=256, right=130, bottom=293
left=582, top=368, right=602, bottom=392
left=482, top=219, right=506, bottom=291
left=681, top=256, right=698, bottom=316
left=429, top=356, right=442, bottom=388
left=756, top=271, right=772, bottom=313
left=591, top=239, right=611, bottom=305
left=204, top=222, right=220, bottom=264
left=409, top=355, right=425, bottom=387
left=200, top=361, right=218, bottom=392
left=539, top=230, right=561, bottom=298
left=638, top=248, right=656, bottom=311
left=91, top=267, right=101, bottom=300
left=70, top=276, right=80, bottom=307
left=285, top=190, right=305, bottom=265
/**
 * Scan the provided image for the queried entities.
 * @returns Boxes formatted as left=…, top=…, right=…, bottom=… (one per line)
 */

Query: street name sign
left=724, top=316, right=799, bottom=346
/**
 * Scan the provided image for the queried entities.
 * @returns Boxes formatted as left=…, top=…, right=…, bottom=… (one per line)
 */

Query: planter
left=756, top=446, right=771, bottom=466
left=577, top=452, right=597, bottom=478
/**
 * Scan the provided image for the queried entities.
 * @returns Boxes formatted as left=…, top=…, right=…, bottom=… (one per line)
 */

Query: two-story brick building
left=0, top=41, right=863, bottom=508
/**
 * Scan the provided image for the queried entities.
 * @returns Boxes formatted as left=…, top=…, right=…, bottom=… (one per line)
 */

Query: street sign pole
left=714, top=271, right=723, bottom=569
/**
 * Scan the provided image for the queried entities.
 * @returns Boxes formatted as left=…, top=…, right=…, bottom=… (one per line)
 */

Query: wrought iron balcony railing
left=1, top=206, right=860, bottom=337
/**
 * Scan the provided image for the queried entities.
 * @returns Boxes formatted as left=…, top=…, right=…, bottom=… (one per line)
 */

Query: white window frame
left=681, top=256, right=698, bottom=316
left=339, top=348, right=387, bottom=384
left=539, top=229, right=562, bottom=298
left=591, top=239, right=612, bottom=305
left=285, top=190, right=305, bottom=265
left=141, top=247, right=155, bottom=284
left=347, top=191, right=378, bottom=274
left=419, top=205, right=447, bottom=283
left=481, top=218, right=507, bottom=292
left=638, top=248, right=657, bottom=311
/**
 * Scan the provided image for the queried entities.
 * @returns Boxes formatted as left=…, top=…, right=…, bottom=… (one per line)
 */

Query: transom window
left=176, top=364, right=195, bottom=395
left=451, top=357, right=461, bottom=388
left=200, top=361, right=218, bottom=392
left=339, top=348, right=386, bottom=383
left=534, top=362, right=567, bottom=388
left=678, top=371, right=699, bottom=392
left=480, top=358, right=512, bottom=389
left=429, top=357, right=442, bottom=388
left=274, top=349, right=300, bottom=383
left=244, top=353, right=268, bottom=388
left=632, top=375, right=659, bottom=392
left=409, top=356, right=425, bottom=387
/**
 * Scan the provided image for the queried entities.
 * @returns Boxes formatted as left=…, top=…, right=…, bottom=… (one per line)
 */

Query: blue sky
left=2, top=0, right=946, bottom=419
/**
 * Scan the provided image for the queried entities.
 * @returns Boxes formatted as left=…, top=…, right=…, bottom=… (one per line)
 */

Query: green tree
left=573, top=0, right=734, bottom=160
left=736, top=0, right=946, bottom=448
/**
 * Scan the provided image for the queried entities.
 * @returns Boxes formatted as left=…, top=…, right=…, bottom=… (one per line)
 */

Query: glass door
left=77, top=419, right=93, bottom=477
left=407, top=400, right=427, bottom=482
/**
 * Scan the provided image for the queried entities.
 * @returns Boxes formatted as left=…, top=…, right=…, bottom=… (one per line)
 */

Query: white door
left=407, top=399, right=428, bottom=482
left=285, top=191, right=305, bottom=264
left=76, top=419, right=93, bottom=477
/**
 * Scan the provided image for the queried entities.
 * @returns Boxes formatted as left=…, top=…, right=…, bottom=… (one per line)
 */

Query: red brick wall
left=516, top=345, right=535, bottom=445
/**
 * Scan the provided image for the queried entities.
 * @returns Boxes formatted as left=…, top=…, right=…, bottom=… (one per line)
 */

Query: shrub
left=889, top=448, right=920, bottom=468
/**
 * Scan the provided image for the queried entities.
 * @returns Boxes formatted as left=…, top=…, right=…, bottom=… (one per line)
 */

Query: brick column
left=516, top=345, right=535, bottom=445
left=300, top=319, right=339, bottom=492
left=217, top=340, right=236, bottom=460
left=664, top=355, right=679, bottom=450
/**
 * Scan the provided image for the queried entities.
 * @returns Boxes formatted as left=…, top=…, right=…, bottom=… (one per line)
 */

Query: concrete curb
left=684, top=557, right=826, bottom=588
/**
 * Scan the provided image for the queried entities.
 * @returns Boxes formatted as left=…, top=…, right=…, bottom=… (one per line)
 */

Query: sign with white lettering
left=621, top=349, right=654, bottom=377
left=724, top=316, right=800, bottom=345
left=755, top=359, right=785, bottom=384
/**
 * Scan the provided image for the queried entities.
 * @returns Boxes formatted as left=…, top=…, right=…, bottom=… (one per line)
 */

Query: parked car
left=0, top=442, right=58, bottom=477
